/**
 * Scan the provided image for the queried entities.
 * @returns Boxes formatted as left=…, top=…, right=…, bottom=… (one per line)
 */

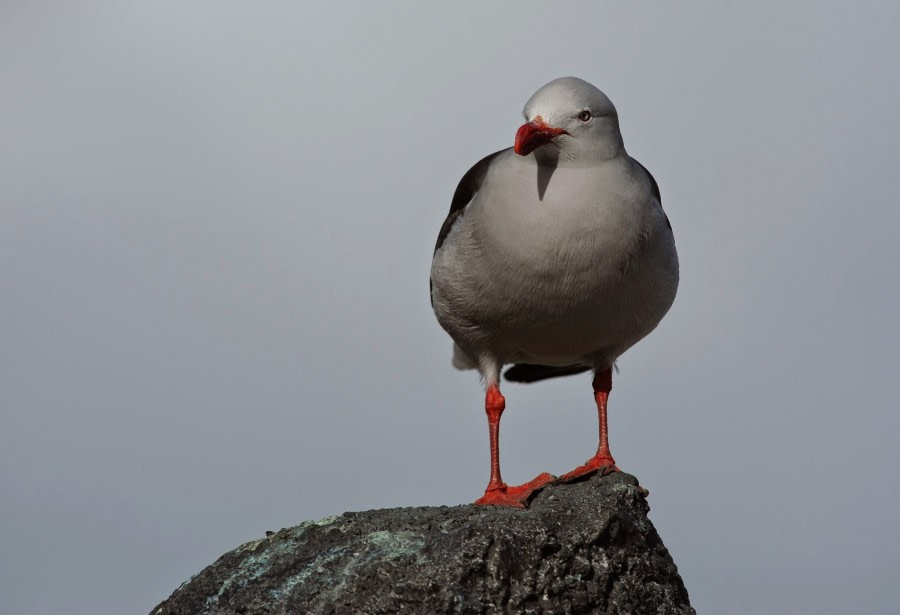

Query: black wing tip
left=503, top=364, right=592, bottom=383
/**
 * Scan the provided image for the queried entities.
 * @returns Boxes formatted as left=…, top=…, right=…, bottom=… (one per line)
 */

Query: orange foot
left=474, top=472, right=556, bottom=508
left=559, top=454, right=620, bottom=483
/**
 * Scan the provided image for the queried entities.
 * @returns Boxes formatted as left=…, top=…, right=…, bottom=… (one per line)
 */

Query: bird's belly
left=433, top=231, right=677, bottom=366
left=488, top=268, right=664, bottom=364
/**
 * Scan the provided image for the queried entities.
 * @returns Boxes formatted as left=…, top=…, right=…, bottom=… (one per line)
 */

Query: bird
left=430, top=77, right=679, bottom=508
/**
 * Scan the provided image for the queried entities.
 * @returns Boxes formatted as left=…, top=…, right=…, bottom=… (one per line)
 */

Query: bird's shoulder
left=433, top=147, right=511, bottom=253
left=628, top=156, right=661, bottom=205
left=627, top=155, right=671, bottom=231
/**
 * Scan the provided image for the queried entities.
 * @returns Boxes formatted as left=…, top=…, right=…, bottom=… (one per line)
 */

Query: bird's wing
left=433, top=148, right=507, bottom=254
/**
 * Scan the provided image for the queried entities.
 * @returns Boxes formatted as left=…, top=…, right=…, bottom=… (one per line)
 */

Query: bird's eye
left=579, top=110, right=592, bottom=122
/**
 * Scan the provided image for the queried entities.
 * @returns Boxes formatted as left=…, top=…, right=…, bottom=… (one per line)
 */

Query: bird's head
left=514, top=77, right=624, bottom=164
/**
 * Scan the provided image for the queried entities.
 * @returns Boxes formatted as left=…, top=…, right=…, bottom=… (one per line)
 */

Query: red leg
left=561, top=368, right=621, bottom=482
left=474, top=384, right=555, bottom=508
left=484, top=385, right=506, bottom=492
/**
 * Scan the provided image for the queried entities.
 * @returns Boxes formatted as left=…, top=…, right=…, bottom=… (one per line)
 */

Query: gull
left=431, top=77, right=678, bottom=507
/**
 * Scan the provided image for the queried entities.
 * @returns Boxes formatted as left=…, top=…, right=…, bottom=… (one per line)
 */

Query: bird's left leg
left=560, top=367, right=621, bottom=482
left=474, top=362, right=554, bottom=507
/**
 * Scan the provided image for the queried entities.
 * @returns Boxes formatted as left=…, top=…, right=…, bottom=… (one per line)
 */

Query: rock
left=151, top=472, right=693, bottom=614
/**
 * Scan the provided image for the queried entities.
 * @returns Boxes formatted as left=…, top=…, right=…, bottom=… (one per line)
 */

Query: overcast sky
left=2, top=3, right=899, bottom=614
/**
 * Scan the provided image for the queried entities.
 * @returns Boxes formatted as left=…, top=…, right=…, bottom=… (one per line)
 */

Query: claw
left=474, top=472, right=556, bottom=508
left=559, top=455, right=619, bottom=483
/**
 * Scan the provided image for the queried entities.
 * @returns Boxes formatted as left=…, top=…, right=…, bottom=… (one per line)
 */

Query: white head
left=515, top=77, right=625, bottom=165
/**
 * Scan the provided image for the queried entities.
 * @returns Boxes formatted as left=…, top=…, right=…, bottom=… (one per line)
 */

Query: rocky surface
left=152, top=472, right=693, bottom=614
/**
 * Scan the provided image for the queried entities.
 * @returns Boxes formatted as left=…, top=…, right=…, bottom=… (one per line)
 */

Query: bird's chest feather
left=471, top=166, right=651, bottom=295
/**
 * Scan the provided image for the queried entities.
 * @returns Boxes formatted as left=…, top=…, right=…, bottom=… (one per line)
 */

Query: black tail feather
left=503, top=364, right=592, bottom=383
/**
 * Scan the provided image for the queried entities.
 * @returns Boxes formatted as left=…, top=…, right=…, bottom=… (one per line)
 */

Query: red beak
left=514, top=116, right=568, bottom=156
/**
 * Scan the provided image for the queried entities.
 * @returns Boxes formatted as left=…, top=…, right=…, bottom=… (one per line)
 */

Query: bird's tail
left=503, top=363, right=592, bottom=383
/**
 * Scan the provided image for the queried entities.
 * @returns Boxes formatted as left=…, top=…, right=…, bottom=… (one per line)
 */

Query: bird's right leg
left=474, top=362, right=554, bottom=508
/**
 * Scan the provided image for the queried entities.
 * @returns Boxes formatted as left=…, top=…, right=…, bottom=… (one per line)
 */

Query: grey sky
left=2, top=2, right=898, bottom=613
